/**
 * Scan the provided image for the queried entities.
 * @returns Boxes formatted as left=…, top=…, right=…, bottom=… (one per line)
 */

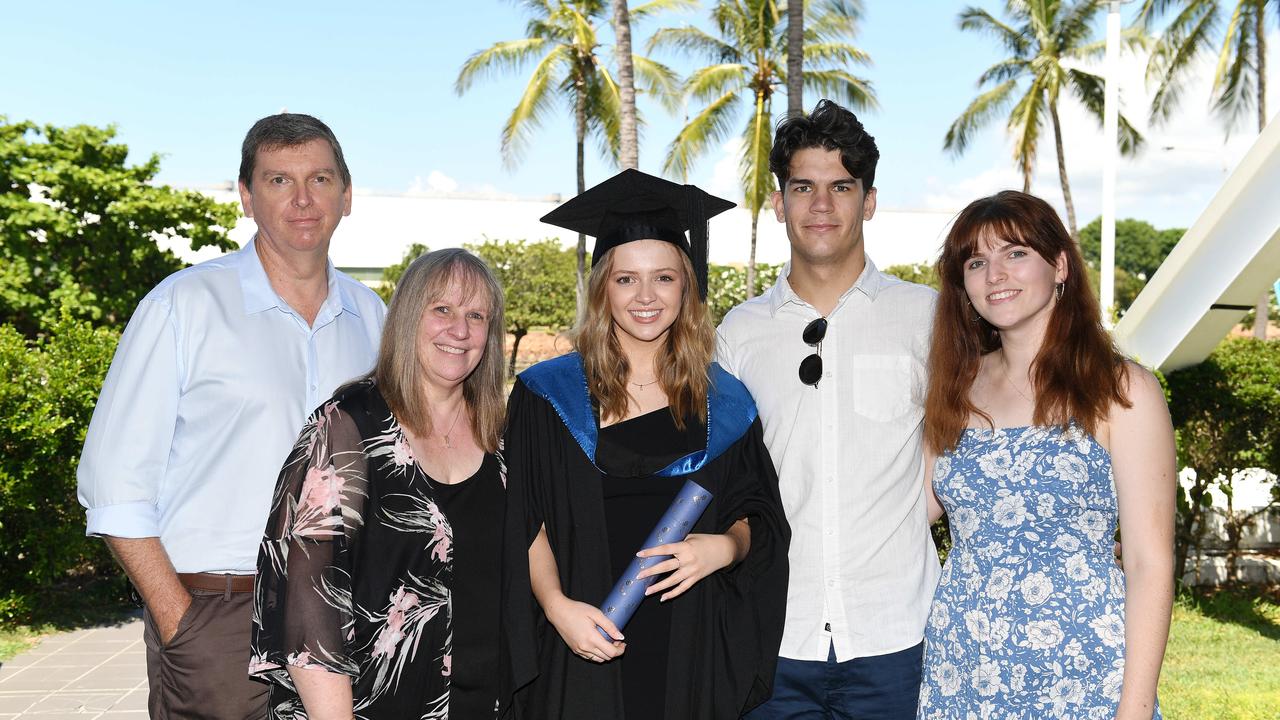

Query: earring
left=967, top=299, right=981, bottom=323
left=1055, top=282, right=1064, bottom=301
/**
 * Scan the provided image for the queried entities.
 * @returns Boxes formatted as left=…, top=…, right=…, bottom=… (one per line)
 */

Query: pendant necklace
left=437, top=403, right=464, bottom=449
left=631, top=377, right=660, bottom=391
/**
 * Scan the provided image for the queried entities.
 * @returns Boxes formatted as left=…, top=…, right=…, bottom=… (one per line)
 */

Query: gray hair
left=239, top=113, right=351, bottom=188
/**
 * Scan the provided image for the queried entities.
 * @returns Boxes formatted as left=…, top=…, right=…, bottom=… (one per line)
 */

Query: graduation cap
left=539, top=169, right=736, bottom=299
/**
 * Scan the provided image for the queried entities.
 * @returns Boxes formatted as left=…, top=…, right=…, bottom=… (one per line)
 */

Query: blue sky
left=3, top=2, right=1274, bottom=229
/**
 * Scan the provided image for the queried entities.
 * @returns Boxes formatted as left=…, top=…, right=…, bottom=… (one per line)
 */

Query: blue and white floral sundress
left=917, top=424, right=1160, bottom=720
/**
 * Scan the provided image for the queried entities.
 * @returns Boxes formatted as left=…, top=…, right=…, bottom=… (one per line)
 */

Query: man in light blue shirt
left=77, top=113, right=385, bottom=719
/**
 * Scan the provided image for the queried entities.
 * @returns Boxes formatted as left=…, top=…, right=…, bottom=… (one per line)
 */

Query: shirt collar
left=767, top=254, right=887, bottom=317
left=237, top=236, right=359, bottom=319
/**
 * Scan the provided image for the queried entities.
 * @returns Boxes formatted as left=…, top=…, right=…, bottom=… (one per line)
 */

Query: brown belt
left=178, top=572, right=255, bottom=594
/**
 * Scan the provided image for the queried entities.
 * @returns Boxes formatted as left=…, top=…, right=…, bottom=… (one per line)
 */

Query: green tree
left=0, top=119, right=240, bottom=337
left=1166, top=338, right=1280, bottom=584
left=0, top=318, right=120, bottom=618
left=455, top=0, right=682, bottom=309
left=883, top=262, right=940, bottom=289
left=944, top=1, right=1145, bottom=240
left=707, top=262, right=782, bottom=325
left=1138, top=0, right=1277, bottom=338
left=376, top=242, right=430, bottom=303
left=1078, top=217, right=1182, bottom=312
left=652, top=0, right=875, bottom=298
left=468, top=238, right=578, bottom=377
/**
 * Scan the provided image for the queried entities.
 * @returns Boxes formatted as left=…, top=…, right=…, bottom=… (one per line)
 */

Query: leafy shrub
left=707, top=263, right=782, bottom=326
left=0, top=318, right=119, bottom=621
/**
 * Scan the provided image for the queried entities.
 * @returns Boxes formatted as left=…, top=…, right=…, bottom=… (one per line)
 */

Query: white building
left=171, top=185, right=957, bottom=274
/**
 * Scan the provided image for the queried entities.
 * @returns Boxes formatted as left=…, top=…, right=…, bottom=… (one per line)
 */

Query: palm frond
left=630, top=0, right=698, bottom=22
left=1145, top=0, right=1218, bottom=124
left=1065, top=68, right=1145, bottom=155
left=455, top=38, right=551, bottom=94
left=1055, top=0, right=1104, bottom=52
left=958, top=6, right=1030, bottom=57
left=1006, top=76, right=1046, bottom=189
left=1209, top=0, right=1260, bottom=134
left=943, top=78, right=1021, bottom=156
left=803, top=42, right=872, bottom=69
left=663, top=91, right=741, bottom=181
left=585, top=68, right=623, bottom=165
left=801, top=69, right=878, bottom=111
left=740, top=92, right=777, bottom=214
left=978, top=58, right=1030, bottom=86
left=647, top=25, right=738, bottom=63
left=499, top=46, right=571, bottom=167
left=632, top=55, right=683, bottom=113
left=684, top=63, right=750, bottom=105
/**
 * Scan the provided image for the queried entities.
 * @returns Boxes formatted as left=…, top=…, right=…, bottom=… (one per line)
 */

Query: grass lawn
left=1160, top=587, right=1280, bottom=719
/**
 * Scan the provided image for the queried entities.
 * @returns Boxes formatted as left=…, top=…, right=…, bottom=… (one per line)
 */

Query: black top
left=598, top=408, right=701, bottom=719
left=252, top=380, right=506, bottom=719
left=501, top=381, right=791, bottom=719
left=431, top=453, right=505, bottom=720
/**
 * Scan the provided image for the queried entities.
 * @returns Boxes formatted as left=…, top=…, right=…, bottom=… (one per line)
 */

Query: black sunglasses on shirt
left=799, top=317, right=827, bottom=387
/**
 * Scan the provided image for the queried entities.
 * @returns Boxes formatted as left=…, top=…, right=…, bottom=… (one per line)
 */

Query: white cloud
left=407, top=170, right=461, bottom=194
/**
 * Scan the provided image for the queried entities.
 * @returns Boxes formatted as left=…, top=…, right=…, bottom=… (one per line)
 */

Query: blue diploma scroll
left=596, top=479, right=713, bottom=640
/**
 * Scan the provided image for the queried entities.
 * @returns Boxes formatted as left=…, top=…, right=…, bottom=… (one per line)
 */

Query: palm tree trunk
left=747, top=213, right=759, bottom=299
left=787, top=0, right=804, bottom=118
left=1048, top=99, right=1079, bottom=240
left=575, top=89, right=588, bottom=317
left=1253, top=7, right=1269, bottom=339
left=613, top=0, right=639, bottom=169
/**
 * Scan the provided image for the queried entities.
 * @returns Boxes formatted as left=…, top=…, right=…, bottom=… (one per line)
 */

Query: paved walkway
left=0, top=613, right=147, bottom=718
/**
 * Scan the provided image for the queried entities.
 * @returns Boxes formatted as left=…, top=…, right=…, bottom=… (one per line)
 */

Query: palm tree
left=613, top=0, right=640, bottom=169
left=651, top=0, right=875, bottom=297
left=787, top=0, right=805, bottom=117
left=944, top=0, right=1145, bottom=240
left=1139, top=0, right=1276, bottom=336
left=456, top=0, right=681, bottom=307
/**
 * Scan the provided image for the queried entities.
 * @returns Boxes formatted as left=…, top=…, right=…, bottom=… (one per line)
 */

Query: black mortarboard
left=539, top=169, right=736, bottom=299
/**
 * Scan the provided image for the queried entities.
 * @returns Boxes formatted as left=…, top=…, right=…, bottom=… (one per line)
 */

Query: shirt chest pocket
left=850, top=354, right=916, bottom=422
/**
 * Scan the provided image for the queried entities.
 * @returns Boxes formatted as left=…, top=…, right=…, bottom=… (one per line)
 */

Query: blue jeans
left=745, top=642, right=923, bottom=719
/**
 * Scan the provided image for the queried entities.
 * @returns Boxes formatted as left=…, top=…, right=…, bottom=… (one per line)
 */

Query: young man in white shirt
left=717, top=100, right=940, bottom=718
left=77, top=114, right=386, bottom=719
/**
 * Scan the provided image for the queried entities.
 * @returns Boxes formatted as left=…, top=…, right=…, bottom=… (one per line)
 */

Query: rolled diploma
left=596, top=479, right=713, bottom=640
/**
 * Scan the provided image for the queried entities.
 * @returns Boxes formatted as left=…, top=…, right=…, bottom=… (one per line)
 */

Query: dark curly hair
left=769, top=99, right=879, bottom=191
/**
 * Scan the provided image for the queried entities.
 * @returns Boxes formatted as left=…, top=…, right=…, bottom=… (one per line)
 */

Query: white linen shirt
left=716, top=257, right=941, bottom=662
left=77, top=240, right=385, bottom=574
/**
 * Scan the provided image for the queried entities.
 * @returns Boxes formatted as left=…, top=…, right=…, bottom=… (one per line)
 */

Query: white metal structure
left=1113, top=114, right=1280, bottom=371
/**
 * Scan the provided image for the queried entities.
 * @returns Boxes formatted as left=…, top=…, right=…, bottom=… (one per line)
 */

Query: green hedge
left=0, top=319, right=120, bottom=621
left=1165, top=337, right=1280, bottom=583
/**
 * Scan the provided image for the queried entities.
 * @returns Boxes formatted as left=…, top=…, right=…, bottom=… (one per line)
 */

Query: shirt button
left=825, top=529, right=834, bottom=536
left=827, top=579, right=836, bottom=588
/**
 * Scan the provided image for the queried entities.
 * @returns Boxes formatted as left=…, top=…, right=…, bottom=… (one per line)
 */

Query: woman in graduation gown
left=499, top=169, right=791, bottom=720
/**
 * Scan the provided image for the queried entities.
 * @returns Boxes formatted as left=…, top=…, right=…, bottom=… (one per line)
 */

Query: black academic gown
left=499, top=353, right=790, bottom=720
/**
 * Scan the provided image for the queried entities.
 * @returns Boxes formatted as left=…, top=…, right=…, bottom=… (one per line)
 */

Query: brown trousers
left=143, top=588, right=268, bottom=720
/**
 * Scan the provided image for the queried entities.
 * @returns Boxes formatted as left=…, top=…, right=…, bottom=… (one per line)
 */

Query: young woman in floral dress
left=917, top=191, right=1174, bottom=720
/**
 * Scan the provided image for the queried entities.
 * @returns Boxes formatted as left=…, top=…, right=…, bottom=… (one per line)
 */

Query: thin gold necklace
left=436, top=403, right=464, bottom=449
left=1001, top=355, right=1034, bottom=404
left=631, top=377, right=660, bottom=391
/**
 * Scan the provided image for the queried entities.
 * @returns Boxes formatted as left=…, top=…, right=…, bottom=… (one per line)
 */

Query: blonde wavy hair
left=375, top=248, right=506, bottom=452
left=571, top=245, right=714, bottom=429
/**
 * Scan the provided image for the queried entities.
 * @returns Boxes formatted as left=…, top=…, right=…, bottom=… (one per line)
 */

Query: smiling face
left=963, top=232, right=1067, bottom=336
left=416, top=276, right=492, bottom=392
left=238, top=139, right=352, bottom=259
left=604, top=239, right=687, bottom=357
left=771, top=146, right=877, bottom=267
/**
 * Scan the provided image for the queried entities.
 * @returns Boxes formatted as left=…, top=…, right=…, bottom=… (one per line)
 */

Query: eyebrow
left=612, top=267, right=681, bottom=274
left=258, top=166, right=338, bottom=176
left=787, top=176, right=858, bottom=187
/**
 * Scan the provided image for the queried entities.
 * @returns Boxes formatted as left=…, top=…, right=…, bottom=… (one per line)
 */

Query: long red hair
left=925, top=191, right=1130, bottom=454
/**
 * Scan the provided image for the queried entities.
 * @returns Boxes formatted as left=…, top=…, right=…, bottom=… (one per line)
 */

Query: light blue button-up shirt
left=77, top=240, right=385, bottom=573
